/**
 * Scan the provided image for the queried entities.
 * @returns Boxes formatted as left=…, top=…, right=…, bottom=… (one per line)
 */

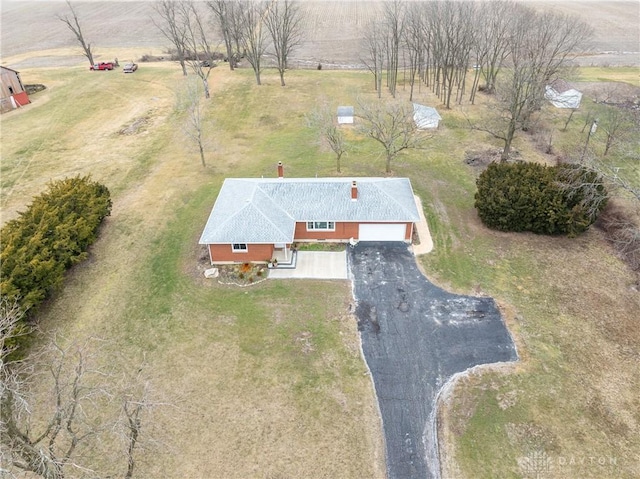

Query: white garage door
left=359, top=223, right=406, bottom=241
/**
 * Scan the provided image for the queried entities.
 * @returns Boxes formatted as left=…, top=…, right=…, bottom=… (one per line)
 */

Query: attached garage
left=200, top=174, right=421, bottom=263
left=359, top=223, right=407, bottom=241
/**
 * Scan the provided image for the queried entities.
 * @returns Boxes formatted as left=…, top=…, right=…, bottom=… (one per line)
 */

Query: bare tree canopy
left=208, top=0, right=240, bottom=70
left=57, top=1, right=94, bottom=67
left=382, top=0, right=405, bottom=98
left=307, top=102, right=348, bottom=173
left=468, top=5, right=593, bottom=160
left=237, top=0, right=269, bottom=86
left=178, top=0, right=217, bottom=98
left=362, top=18, right=386, bottom=98
left=0, top=303, right=165, bottom=479
left=357, top=99, right=429, bottom=174
left=263, top=0, right=305, bottom=87
left=152, top=0, right=189, bottom=76
left=178, top=78, right=211, bottom=167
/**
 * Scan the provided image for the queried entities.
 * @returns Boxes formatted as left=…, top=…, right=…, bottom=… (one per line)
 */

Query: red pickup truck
left=90, top=62, right=114, bottom=71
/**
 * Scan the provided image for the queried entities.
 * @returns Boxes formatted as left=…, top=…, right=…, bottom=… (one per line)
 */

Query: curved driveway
left=348, top=242, right=518, bottom=479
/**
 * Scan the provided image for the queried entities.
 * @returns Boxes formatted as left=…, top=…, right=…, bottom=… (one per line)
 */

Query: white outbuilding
left=545, top=79, right=582, bottom=109
left=337, top=105, right=354, bottom=124
left=412, top=103, right=441, bottom=129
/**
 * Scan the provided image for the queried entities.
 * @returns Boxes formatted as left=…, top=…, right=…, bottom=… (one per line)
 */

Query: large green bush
left=1, top=176, right=112, bottom=315
left=474, top=162, right=606, bottom=236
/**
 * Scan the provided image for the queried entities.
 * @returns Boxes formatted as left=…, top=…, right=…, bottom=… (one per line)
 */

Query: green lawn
left=2, top=63, right=638, bottom=478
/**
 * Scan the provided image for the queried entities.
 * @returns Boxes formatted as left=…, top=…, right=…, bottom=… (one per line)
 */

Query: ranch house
left=199, top=163, right=421, bottom=264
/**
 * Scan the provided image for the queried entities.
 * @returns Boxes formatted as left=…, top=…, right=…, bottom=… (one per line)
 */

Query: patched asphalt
left=348, top=242, right=518, bottom=479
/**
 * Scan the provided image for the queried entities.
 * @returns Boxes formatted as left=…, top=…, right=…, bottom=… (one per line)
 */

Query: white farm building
left=545, top=79, right=582, bottom=109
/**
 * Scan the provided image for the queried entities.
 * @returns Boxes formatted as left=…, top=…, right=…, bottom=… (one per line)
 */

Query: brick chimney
left=351, top=180, right=358, bottom=200
left=277, top=161, right=284, bottom=179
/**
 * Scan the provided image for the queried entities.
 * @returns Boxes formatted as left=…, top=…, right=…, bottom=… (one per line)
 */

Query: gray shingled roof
left=199, top=177, right=420, bottom=244
left=337, top=106, right=354, bottom=117
left=413, top=103, right=441, bottom=123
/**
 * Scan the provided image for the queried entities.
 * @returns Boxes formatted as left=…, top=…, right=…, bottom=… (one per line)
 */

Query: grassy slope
left=425, top=68, right=639, bottom=479
left=2, top=64, right=638, bottom=478
left=2, top=66, right=385, bottom=478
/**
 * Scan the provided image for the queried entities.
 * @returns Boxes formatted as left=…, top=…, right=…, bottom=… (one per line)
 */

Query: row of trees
left=154, top=0, right=305, bottom=90
left=363, top=0, right=592, bottom=161
left=58, top=0, right=305, bottom=96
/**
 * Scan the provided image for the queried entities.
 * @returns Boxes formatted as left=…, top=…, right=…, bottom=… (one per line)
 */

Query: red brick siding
left=405, top=223, right=413, bottom=241
left=209, top=243, right=274, bottom=263
left=294, top=222, right=359, bottom=241
left=294, top=222, right=412, bottom=241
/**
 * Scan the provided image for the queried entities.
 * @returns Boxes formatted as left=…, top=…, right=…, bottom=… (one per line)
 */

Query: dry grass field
left=2, top=66, right=389, bottom=478
left=1, top=2, right=639, bottom=479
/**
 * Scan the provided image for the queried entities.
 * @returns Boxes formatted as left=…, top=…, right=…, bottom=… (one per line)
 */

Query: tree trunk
left=501, top=121, right=517, bottom=161
left=203, top=78, right=210, bottom=99
left=562, top=109, right=576, bottom=131
left=385, top=152, right=392, bottom=173
left=199, top=143, right=206, bottom=167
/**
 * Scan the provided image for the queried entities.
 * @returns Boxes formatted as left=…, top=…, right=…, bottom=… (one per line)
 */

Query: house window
left=232, top=243, right=248, bottom=252
left=306, top=221, right=335, bottom=231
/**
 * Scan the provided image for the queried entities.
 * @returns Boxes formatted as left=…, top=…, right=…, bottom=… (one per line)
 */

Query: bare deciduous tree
left=263, top=0, right=305, bottom=87
left=152, top=0, right=189, bottom=77
left=179, top=0, right=217, bottom=99
left=600, top=107, right=637, bottom=157
left=402, top=3, right=425, bottom=101
left=0, top=304, right=162, bottom=479
left=469, top=0, right=515, bottom=101
left=57, top=1, right=95, bottom=67
left=116, top=362, right=169, bottom=479
left=474, top=7, right=592, bottom=160
left=208, top=0, right=239, bottom=70
left=382, top=0, right=405, bottom=98
left=1, top=338, right=112, bottom=478
left=357, top=99, right=429, bottom=174
left=237, top=0, right=269, bottom=86
left=179, top=78, right=210, bottom=167
left=362, top=20, right=386, bottom=98
left=307, top=103, right=348, bottom=173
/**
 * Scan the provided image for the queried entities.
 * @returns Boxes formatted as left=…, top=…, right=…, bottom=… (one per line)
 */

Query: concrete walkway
left=267, top=251, right=348, bottom=279
left=411, top=195, right=434, bottom=255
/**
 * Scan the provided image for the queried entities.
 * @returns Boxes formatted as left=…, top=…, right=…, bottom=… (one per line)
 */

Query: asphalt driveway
left=348, top=242, right=518, bottom=479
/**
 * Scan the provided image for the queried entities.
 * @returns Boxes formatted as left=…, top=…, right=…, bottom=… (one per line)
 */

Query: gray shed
left=412, top=103, right=441, bottom=129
